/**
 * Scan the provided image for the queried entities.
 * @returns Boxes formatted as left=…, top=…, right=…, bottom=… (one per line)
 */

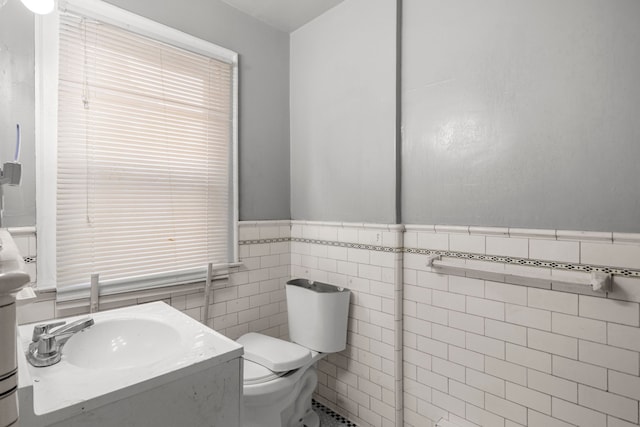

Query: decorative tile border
left=238, top=237, right=290, bottom=245
left=240, top=237, right=640, bottom=278
left=405, top=247, right=640, bottom=278
left=241, top=237, right=402, bottom=253
left=292, top=237, right=402, bottom=253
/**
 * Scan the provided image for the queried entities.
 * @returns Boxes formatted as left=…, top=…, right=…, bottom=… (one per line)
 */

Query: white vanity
left=17, top=302, right=243, bottom=427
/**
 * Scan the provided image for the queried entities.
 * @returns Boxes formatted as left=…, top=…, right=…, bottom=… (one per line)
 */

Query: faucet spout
left=50, top=317, right=95, bottom=337
left=27, top=317, right=94, bottom=367
left=45, top=317, right=95, bottom=349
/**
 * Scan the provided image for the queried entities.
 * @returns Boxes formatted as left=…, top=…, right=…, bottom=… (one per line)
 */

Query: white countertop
left=17, top=301, right=243, bottom=425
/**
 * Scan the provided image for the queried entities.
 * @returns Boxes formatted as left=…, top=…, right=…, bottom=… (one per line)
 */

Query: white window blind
left=54, top=12, right=236, bottom=298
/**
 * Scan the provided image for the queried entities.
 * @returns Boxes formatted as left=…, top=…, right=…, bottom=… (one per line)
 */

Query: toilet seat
left=237, top=332, right=312, bottom=372
left=243, top=359, right=285, bottom=385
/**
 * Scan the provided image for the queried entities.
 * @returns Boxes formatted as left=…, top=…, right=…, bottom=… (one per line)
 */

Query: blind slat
left=57, top=13, right=233, bottom=289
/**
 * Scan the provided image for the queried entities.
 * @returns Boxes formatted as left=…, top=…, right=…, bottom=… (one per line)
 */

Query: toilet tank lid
left=237, top=332, right=312, bottom=372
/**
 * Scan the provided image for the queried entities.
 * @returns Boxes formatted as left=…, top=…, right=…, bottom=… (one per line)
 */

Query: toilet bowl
left=240, top=333, right=323, bottom=427
left=238, top=279, right=350, bottom=427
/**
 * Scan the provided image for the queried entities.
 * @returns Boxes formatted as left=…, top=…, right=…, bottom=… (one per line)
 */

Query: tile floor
left=312, top=400, right=358, bottom=427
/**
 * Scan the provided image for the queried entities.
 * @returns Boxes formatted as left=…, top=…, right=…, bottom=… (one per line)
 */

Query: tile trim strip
left=241, top=221, right=640, bottom=244
left=239, top=237, right=290, bottom=245
left=241, top=237, right=403, bottom=253
left=405, top=247, right=640, bottom=278
left=240, top=237, right=640, bottom=278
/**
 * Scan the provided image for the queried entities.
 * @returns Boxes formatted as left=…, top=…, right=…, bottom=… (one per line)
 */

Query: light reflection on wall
left=432, top=115, right=488, bottom=158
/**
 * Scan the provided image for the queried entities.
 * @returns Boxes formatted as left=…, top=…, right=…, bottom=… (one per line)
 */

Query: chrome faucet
left=27, top=317, right=94, bottom=367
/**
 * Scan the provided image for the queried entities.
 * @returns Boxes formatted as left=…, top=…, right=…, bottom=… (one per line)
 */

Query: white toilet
left=237, top=279, right=351, bottom=427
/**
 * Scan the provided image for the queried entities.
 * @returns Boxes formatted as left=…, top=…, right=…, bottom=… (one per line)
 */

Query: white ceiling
left=219, top=0, right=344, bottom=33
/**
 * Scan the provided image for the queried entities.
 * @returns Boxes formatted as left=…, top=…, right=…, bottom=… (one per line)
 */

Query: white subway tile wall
left=12, top=223, right=640, bottom=427
left=291, top=221, right=404, bottom=427
left=403, top=226, right=640, bottom=427
left=15, top=222, right=292, bottom=342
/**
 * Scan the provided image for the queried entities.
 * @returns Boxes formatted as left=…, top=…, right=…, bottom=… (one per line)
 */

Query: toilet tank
left=286, top=279, right=351, bottom=353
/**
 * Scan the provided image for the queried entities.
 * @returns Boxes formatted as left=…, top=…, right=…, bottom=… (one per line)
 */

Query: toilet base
left=302, top=409, right=319, bottom=427
left=243, top=366, right=318, bottom=427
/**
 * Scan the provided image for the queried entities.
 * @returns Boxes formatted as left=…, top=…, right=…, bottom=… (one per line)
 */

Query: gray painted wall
left=402, top=0, right=640, bottom=232
left=103, top=0, right=291, bottom=221
left=6, top=0, right=640, bottom=231
left=0, top=1, right=36, bottom=226
left=0, top=0, right=291, bottom=224
left=290, top=0, right=397, bottom=223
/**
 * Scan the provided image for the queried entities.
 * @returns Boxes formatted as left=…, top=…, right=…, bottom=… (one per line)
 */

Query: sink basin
left=64, top=317, right=181, bottom=369
left=17, top=302, right=244, bottom=426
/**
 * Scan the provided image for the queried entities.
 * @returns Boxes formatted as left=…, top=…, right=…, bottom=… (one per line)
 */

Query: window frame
left=35, top=0, right=239, bottom=298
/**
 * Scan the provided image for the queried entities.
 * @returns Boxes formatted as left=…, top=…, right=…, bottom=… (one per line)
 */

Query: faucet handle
left=32, top=321, right=66, bottom=342
left=37, top=334, right=59, bottom=356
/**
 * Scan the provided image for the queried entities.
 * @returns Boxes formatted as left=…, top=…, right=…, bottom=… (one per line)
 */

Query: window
left=36, top=0, right=238, bottom=301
